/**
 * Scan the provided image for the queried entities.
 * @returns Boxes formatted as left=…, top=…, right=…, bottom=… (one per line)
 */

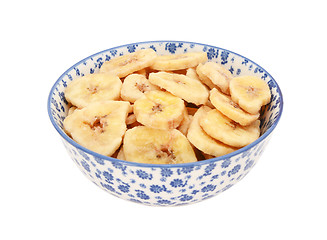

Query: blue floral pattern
left=48, top=41, right=283, bottom=206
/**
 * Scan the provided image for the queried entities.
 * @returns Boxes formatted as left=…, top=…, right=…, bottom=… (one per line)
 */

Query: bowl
left=48, top=41, right=283, bottom=206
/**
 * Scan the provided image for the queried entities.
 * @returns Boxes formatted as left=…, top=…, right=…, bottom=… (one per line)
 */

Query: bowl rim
left=47, top=40, right=283, bottom=168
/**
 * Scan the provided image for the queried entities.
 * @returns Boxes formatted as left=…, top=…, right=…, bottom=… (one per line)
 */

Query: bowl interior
left=48, top=41, right=283, bottom=164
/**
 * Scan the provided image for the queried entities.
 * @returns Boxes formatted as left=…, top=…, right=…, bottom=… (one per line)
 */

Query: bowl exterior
left=48, top=41, right=283, bottom=206
left=61, top=135, right=271, bottom=206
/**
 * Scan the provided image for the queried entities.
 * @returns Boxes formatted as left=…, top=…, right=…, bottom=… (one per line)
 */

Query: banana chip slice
left=185, top=68, right=201, bottom=81
left=120, top=74, right=159, bottom=103
left=149, top=72, right=209, bottom=105
left=151, top=52, right=207, bottom=71
left=123, top=126, right=197, bottom=164
left=116, top=146, right=126, bottom=161
left=229, top=76, right=271, bottom=114
left=100, top=48, right=157, bottom=78
left=67, top=106, right=77, bottom=116
left=65, top=73, right=122, bottom=108
left=199, top=109, right=260, bottom=148
left=196, top=63, right=217, bottom=90
left=209, top=88, right=259, bottom=126
left=133, top=90, right=185, bottom=130
left=196, top=62, right=232, bottom=94
left=63, top=100, right=130, bottom=156
left=177, top=109, right=192, bottom=136
left=187, top=106, right=237, bottom=157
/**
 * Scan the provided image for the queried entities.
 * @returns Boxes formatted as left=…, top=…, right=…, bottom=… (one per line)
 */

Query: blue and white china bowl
left=48, top=41, right=283, bottom=206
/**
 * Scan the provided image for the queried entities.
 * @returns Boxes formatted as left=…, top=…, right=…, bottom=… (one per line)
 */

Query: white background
left=1, top=1, right=326, bottom=239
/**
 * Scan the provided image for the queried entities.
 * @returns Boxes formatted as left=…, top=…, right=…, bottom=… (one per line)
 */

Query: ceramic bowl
left=48, top=41, right=283, bottom=206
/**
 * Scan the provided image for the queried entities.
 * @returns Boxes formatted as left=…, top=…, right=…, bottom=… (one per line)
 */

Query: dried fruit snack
left=63, top=48, right=272, bottom=163
left=196, top=61, right=232, bottom=93
left=229, top=76, right=271, bottom=114
left=187, top=106, right=237, bottom=157
left=151, top=52, right=207, bottom=71
left=120, top=73, right=159, bottom=103
left=199, top=109, right=261, bottom=148
left=148, top=72, right=209, bottom=105
left=65, top=73, right=122, bottom=108
left=123, top=126, right=197, bottom=164
left=99, top=48, right=157, bottom=78
left=63, top=100, right=130, bottom=156
left=133, top=90, right=185, bottom=130
left=209, top=88, right=259, bottom=126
